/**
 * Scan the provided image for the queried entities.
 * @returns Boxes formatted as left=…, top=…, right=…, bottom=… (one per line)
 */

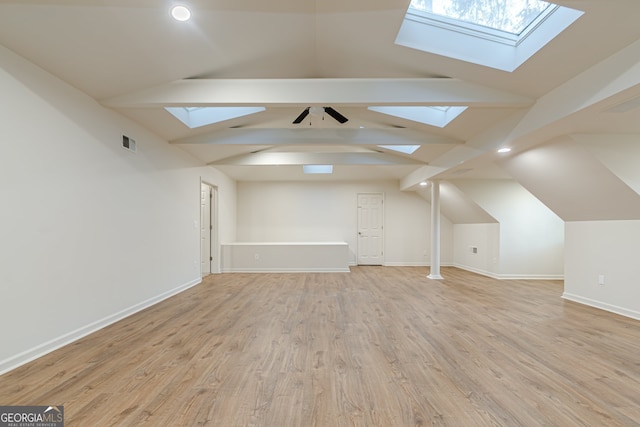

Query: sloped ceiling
left=419, top=181, right=498, bottom=224
left=501, top=136, right=640, bottom=221
left=1, top=0, right=640, bottom=221
left=572, top=133, right=640, bottom=194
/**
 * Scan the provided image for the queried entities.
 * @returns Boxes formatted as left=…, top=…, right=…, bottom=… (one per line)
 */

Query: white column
left=428, top=180, right=444, bottom=280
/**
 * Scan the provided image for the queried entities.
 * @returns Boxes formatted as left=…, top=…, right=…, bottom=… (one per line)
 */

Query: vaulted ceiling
left=1, top=0, right=640, bottom=197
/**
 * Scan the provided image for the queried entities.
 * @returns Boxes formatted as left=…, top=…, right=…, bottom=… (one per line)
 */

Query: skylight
left=378, top=145, right=421, bottom=155
left=165, top=106, right=265, bottom=129
left=396, top=0, right=583, bottom=71
left=368, top=106, right=466, bottom=128
left=410, top=0, right=552, bottom=36
left=303, top=165, right=333, bottom=174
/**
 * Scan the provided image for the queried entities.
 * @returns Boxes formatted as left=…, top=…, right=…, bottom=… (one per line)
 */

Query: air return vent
left=122, top=135, right=137, bottom=152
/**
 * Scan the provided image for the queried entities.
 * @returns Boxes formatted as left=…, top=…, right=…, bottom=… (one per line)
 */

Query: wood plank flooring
left=1, top=267, right=640, bottom=426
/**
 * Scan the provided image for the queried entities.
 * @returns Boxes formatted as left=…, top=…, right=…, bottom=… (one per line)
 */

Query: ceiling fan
left=293, top=106, right=348, bottom=124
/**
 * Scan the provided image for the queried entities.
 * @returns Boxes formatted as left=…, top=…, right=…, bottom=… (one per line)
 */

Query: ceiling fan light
left=309, top=106, right=325, bottom=117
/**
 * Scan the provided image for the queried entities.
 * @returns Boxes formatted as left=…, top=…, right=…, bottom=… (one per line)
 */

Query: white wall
left=564, top=220, right=640, bottom=320
left=453, top=223, right=500, bottom=277
left=0, top=45, right=236, bottom=373
left=573, top=133, right=640, bottom=195
left=204, top=169, right=237, bottom=256
left=452, top=179, right=564, bottom=278
left=235, top=181, right=453, bottom=266
left=501, top=137, right=640, bottom=221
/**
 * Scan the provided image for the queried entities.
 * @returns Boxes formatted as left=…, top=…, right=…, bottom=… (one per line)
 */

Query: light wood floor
left=2, top=267, right=640, bottom=426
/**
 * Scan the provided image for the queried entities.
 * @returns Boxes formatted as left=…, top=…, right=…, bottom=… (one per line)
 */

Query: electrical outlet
left=598, top=275, right=605, bottom=286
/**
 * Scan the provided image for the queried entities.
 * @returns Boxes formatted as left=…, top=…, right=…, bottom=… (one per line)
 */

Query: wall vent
left=122, top=135, right=137, bottom=152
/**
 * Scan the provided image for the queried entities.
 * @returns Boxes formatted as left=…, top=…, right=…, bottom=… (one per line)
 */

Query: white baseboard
left=450, top=263, right=501, bottom=279
left=562, top=293, right=640, bottom=321
left=0, top=277, right=202, bottom=376
left=383, top=261, right=429, bottom=267
left=451, top=263, right=564, bottom=280
left=221, top=267, right=350, bottom=273
left=498, top=273, right=564, bottom=280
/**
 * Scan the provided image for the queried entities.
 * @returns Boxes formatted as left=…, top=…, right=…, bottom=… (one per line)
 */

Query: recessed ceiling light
left=171, top=5, right=191, bottom=21
left=497, top=147, right=512, bottom=153
left=419, top=182, right=428, bottom=187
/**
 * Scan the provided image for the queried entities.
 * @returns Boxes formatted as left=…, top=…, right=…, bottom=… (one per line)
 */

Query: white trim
left=498, top=273, right=564, bottom=280
left=451, top=263, right=501, bottom=279
left=221, top=268, right=350, bottom=273
left=562, top=293, right=640, bottom=321
left=0, top=278, right=201, bottom=376
left=201, top=179, right=221, bottom=275
left=451, top=263, right=563, bottom=280
left=384, top=261, right=429, bottom=267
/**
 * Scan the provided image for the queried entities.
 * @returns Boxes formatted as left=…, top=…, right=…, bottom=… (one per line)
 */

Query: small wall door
left=357, top=193, right=384, bottom=265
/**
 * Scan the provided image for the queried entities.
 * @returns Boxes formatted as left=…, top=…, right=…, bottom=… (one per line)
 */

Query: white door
left=357, top=193, right=384, bottom=265
left=201, top=183, right=212, bottom=275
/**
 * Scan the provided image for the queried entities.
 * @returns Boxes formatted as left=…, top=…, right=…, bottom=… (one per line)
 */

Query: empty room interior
left=1, top=0, right=640, bottom=425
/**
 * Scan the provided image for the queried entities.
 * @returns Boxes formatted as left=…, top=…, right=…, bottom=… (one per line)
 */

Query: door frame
left=200, top=180, right=220, bottom=275
left=356, top=192, right=385, bottom=266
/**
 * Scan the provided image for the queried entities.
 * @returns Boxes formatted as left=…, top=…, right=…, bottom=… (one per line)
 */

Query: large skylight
left=410, top=0, right=553, bottom=36
left=396, top=0, right=583, bottom=71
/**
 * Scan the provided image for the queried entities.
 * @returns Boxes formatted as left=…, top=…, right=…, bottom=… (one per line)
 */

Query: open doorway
left=201, top=182, right=219, bottom=276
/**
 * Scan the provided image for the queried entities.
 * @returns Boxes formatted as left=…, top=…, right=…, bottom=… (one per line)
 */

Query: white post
left=428, top=180, right=444, bottom=280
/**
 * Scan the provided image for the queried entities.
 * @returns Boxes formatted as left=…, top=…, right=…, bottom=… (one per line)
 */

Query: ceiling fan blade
left=324, top=107, right=348, bottom=124
left=293, top=107, right=310, bottom=124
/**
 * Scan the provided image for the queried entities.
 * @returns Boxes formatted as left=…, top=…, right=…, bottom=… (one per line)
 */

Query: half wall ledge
left=221, top=242, right=350, bottom=273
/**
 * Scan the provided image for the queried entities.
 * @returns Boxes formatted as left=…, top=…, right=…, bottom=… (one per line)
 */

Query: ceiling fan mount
left=293, top=106, right=348, bottom=124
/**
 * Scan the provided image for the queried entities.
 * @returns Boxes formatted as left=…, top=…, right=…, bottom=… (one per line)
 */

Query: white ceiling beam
left=209, top=151, right=427, bottom=166
left=171, top=128, right=462, bottom=146
left=101, top=78, right=534, bottom=108
left=399, top=37, right=640, bottom=190
left=400, top=165, right=447, bottom=191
